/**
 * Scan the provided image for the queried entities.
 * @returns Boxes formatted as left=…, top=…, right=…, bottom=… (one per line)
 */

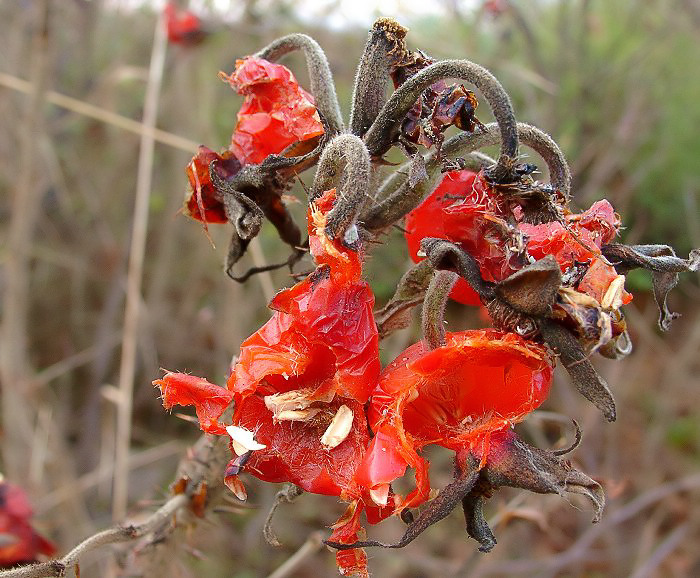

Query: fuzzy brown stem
left=363, top=60, right=518, bottom=182
left=364, top=122, right=570, bottom=230
left=349, top=17, right=408, bottom=137
left=422, top=270, right=458, bottom=349
left=310, top=134, right=371, bottom=240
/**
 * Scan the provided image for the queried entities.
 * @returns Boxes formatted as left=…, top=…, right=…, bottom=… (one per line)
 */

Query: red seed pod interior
left=521, top=199, right=631, bottom=304
left=405, top=170, right=517, bottom=304
left=221, top=57, right=324, bottom=164
left=184, top=146, right=241, bottom=225
left=358, top=330, right=553, bottom=509
left=232, top=396, right=368, bottom=495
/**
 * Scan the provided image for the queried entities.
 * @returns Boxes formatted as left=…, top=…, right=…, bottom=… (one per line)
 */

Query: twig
left=0, top=0, right=50, bottom=481
left=113, top=10, right=168, bottom=521
left=11, top=433, right=230, bottom=577
left=474, top=472, right=700, bottom=574
left=263, top=485, right=304, bottom=547
left=265, top=531, right=324, bottom=578
left=0, top=72, right=200, bottom=153
left=628, top=523, right=690, bottom=578
left=0, top=495, right=188, bottom=578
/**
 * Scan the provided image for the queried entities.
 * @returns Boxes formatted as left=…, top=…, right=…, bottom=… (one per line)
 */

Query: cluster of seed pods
left=155, top=18, right=699, bottom=577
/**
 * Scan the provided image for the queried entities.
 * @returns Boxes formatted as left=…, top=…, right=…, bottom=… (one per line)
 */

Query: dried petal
left=224, top=474, right=248, bottom=501
left=602, top=244, right=700, bottom=330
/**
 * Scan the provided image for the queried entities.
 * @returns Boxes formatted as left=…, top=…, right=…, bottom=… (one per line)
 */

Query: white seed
left=369, top=483, right=390, bottom=507
left=602, top=274, right=626, bottom=310
left=226, top=425, right=266, bottom=456
left=276, top=408, right=321, bottom=422
left=320, top=405, right=354, bottom=449
left=264, top=388, right=334, bottom=419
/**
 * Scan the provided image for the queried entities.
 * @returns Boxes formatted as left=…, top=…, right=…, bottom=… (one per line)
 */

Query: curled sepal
left=475, top=430, right=605, bottom=523
left=538, top=319, right=616, bottom=422
left=349, top=17, right=409, bottom=137
left=363, top=60, right=518, bottom=183
left=422, top=270, right=459, bottom=349
left=494, top=255, right=562, bottom=317
left=420, top=237, right=495, bottom=300
left=325, top=468, right=480, bottom=552
left=458, top=429, right=603, bottom=552
left=602, top=244, right=700, bottom=330
left=309, top=134, right=370, bottom=241
left=255, top=34, right=344, bottom=136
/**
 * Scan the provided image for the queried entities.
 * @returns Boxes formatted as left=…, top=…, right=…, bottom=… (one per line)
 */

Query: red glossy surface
left=405, top=170, right=516, bottom=304
left=154, top=372, right=233, bottom=435
left=222, top=57, right=324, bottom=164
left=230, top=189, right=379, bottom=404
left=359, top=330, right=552, bottom=508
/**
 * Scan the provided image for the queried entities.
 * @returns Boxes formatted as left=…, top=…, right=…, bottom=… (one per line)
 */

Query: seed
left=369, top=483, right=390, bottom=506
left=276, top=408, right=321, bottom=422
left=320, top=405, right=354, bottom=448
left=226, top=425, right=266, bottom=455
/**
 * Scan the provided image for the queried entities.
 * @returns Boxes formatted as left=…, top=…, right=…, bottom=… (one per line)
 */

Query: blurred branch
left=265, top=531, right=324, bottom=578
left=0, top=494, right=188, bottom=578
left=112, top=10, right=168, bottom=521
left=0, top=72, right=200, bottom=153
left=0, top=0, right=50, bottom=481
left=472, top=472, right=700, bottom=575
left=629, top=522, right=690, bottom=578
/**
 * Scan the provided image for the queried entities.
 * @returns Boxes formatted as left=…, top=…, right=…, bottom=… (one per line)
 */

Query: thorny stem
left=363, top=60, right=518, bottom=182
left=310, top=134, right=371, bottom=240
left=349, top=17, right=408, bottom=137
left=0, top=434, right=231, bottom=577
left=255, top=34, right=344, bottom=136
left=422, top=270, right=458, bottom=349
left=364, top=122, right=571, bottom=231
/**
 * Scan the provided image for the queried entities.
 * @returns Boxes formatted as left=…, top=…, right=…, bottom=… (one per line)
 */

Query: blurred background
left=1, top=0, right=699, bottom=576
